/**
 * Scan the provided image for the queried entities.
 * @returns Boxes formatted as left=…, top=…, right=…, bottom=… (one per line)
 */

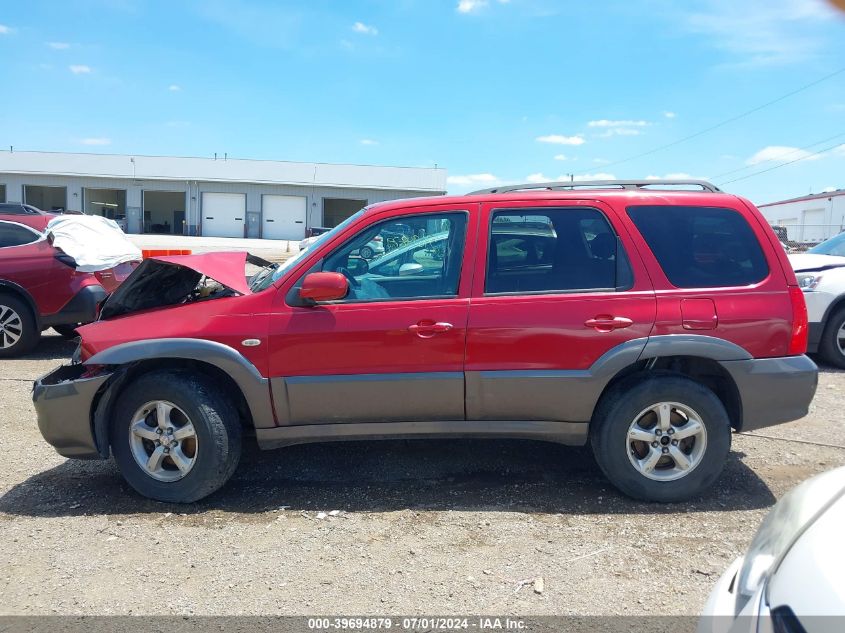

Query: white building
left=0, top=150, right=447, bottom=239
left=758, top=189, right=845, bottom=243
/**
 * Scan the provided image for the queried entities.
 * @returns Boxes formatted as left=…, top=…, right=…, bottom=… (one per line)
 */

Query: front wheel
left=359, top=245, right=374, bottom=260
left=590, top=375, right=731, bottom=503
left=110, top=370, right=242, bottom=502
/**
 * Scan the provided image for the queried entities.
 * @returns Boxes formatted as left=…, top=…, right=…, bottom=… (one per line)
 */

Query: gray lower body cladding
left=719, top=354, right=818, bottom=432
left=32, top=364, right=112, bottom=459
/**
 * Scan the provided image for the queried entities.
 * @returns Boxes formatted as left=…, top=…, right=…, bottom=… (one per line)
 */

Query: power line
left=708, top=130, right=845, bottom=180
left=575, top=66, right=845, bottom=175
left=718, top=140, right=845, bottom=185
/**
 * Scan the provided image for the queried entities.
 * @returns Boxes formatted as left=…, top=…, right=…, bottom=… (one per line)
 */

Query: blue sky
left=1, top=0, right=845, bottom=204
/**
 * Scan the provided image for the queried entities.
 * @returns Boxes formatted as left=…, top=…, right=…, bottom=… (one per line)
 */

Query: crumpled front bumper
left=32, top=365, right=113, bottom=459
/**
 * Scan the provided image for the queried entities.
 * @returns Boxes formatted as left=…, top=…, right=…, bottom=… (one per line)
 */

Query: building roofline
left=759, top=189, right=845, bottom=207
left=0, top=149, right=447, bottom=193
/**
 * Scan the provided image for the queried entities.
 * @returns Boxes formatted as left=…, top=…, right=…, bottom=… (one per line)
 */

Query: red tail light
left=788, top=285, right=809, bottom=356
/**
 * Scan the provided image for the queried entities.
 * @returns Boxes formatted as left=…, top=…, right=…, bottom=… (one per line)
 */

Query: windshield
left=249, top=209, right=366, bottom=292
left=808, top=232, right=845, bottom=257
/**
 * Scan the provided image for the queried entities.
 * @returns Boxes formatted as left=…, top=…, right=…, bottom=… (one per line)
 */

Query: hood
left=151, top=251, right=254, bottom=294
left=788, top=253, right=845, bottom=273
left=98, top=251, right=258, bottom=320
left=46, top=215, right=142, bottom=272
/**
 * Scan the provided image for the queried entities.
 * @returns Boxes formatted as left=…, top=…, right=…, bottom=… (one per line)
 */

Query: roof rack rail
left=467, top=179, right=723, bottom=195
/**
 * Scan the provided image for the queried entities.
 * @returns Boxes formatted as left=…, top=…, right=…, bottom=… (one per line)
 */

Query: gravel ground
left=1, top=334, right=843, bottom=616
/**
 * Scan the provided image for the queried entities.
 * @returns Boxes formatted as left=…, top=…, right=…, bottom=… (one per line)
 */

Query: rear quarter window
left=627, top=205, right=768, bottom=288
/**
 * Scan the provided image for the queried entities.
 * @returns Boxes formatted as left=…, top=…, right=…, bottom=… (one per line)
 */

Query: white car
left=700, top=467, right=845, bottom=632
left=300, top=234, right=384, bottom=259
left=789, top=232, right=845, bottom=368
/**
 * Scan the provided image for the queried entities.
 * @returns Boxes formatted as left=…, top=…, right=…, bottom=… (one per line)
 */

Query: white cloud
left=598, top=128, right=642, bottom=137
left=588, top=119, right=649, bottom=128
left=536, top=134, right=585, bottom=146
left=69, top=64, right=91, bottom=74
left=0, top=24, right=13, bottom=35
left=663, top=111, right=676, bottom=119
left=745, top=145, right=821, bottom=166
left=447, top=173, right=499, bottom=186
left=553, top=154, right=569, bottom=161
left=526, top=173, right=549, bottom=183
left=80, top=138, right=111, bottom=146
left=683, top=0, right=835, bottom=66
left=456, top=0, right=509, bottom=14
left=359, top=138, right=379, bottom=145
left=168, top=84, right=182, bottom=91
left=47, top=41, right=70, bottom=49
left=352, top=21, right=378, bottom=35
left=457, top=0, right=486, bottom=13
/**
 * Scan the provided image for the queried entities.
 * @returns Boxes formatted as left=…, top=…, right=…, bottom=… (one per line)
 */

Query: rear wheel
left=819, top=308, right=845, bottom=369
left=359, top=245, right=374, bottom=259
left=591, top=375, right=731, bottom=502
left=110, top=370, right=242, bottom=502
left=0, top=295, right=39, bottom=358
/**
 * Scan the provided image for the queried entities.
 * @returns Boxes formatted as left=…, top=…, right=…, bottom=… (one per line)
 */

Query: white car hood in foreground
left=46, top=215, right=142, bottom=273
left=788, top=253, right=845, bottom=272
left=767, top=493, right=845, bottom=618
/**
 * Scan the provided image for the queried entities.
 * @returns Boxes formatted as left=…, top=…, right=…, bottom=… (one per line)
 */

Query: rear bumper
left=32, top=365, right=112, bottom=459
left=41, top=284, right=107, bottom=327
left=720, top=355, right=818, bottom=432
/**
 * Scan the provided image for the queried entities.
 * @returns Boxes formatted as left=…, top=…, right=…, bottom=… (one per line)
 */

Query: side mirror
left=399, top=262, right=424, bottom=276
left=299, top=272, right=348, bottom=303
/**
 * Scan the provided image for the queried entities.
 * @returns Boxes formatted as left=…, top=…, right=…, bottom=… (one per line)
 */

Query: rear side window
left=0, top=222, right=39, bottom=248
left=627, top=205, right=768, bottom=288
left=485, top=207, right=633, bottom=294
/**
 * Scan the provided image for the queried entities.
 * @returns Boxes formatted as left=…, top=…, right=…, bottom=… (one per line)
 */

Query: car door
left=268, top=204, right=478, bottom=426
left=465, top=199, right=656, bottom=423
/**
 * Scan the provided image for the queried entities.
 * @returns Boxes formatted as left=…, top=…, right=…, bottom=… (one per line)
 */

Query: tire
left=819, top=307, right=845, bottom=369
left=53, top=323, right=81, bottom=339
left=0, top=294, right=40, bottom=358
left=590, top=375, right=731, bottom=503
left=359, top=245, right=374, bottom=260
left=110, top=370, right=242, bottom=503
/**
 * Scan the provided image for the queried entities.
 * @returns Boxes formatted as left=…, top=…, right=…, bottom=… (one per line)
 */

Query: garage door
left=262, top=195, right=307, bottom=240
left=201, top=193, right=246, bottom=238
left=802, top=208, right=825, bottom=243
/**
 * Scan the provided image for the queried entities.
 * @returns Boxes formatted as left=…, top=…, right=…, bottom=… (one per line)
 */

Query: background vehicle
left=0, top=216, right=139, bottom=356
left=790, top=232, right=845, bottom=368
left=33, top=180, right=816, bottom=503
left=699, top=467, right=845, bottom=630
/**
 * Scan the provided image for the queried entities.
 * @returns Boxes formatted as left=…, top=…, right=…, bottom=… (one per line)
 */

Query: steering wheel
left=335, top=266, right=361, bottom=288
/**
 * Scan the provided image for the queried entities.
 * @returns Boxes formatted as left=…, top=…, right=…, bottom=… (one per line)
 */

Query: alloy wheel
left=129, top=400, right=198, bottom=482
left=0, top=304, right=23, bottom=349
left=626, top=401, right=707, bottom=481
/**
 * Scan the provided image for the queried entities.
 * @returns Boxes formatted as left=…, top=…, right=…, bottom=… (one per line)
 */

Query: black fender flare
left=87, top=338, right=275, bottom=456
left=0, top=279, right=41, bottom=329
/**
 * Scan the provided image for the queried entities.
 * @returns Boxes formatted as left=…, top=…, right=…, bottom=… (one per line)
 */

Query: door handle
left=584, top=316, right=633, bottom=332
left=408, top=321, right=453, bottom=337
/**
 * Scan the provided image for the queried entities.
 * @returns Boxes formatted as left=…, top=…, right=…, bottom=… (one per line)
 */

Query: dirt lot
left=1, top=334, right=843, bottom=616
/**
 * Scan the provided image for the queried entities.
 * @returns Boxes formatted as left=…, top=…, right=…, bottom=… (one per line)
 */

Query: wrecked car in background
left=0, top=214, right=140, bottom=356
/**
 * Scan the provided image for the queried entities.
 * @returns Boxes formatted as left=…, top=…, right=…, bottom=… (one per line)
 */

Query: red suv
left=33, top=180, right=817, bottom=503
left=0, top=214, right=135, bottom=356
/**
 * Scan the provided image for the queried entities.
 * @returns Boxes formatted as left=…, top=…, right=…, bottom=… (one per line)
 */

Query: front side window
left=320, top=212, right=468, bottom=302
left=485, top=208, right=632, bottom=294
left=0, top=222, right=40, bottom=248
left=628, top=205, right=769, bottom=288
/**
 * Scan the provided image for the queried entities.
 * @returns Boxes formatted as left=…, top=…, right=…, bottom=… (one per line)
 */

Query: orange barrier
left=141, top=249, right=192, bottom=258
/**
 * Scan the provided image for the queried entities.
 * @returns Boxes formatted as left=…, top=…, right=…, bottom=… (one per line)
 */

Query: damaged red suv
left=33, top=180, right=817, bottom=503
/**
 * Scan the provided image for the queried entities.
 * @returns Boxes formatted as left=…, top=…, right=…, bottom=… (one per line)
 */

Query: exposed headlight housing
left=735, top=467, right=845, bottom=611
left=795, top=272, right=822, bottom=290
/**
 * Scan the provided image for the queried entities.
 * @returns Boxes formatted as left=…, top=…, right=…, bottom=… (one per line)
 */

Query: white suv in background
left=790, top=232, right=845, bottom=368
